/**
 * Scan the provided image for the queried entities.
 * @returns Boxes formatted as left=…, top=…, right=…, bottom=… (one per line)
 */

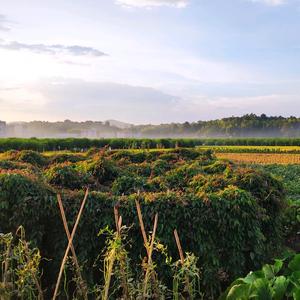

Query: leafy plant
left=0, top=226, right=43, bottom=299
left=220, top=253, right=300, bottom=300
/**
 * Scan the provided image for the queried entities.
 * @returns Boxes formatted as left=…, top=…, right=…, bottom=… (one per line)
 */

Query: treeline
left=136, top=114, right=300, bottom=137
left=0, top=137, right=300, bottom=151
left=3, top=114, right=300, bottom=138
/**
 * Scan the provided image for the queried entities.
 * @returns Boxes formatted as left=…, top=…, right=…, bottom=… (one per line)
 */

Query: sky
left=0, top=0, right=299, bottom=124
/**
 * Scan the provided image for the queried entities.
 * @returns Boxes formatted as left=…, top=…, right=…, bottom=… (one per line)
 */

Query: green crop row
left=1, top=137, right=300, bottom=152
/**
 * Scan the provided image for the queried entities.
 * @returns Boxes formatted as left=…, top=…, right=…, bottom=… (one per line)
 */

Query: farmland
left=216, top=153, right=300, bottom=164
left=0, top=142, right=299, bottom=299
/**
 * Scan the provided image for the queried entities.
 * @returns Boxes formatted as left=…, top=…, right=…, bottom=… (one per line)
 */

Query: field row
left=1, top=137, right=300, bottom=152
left=217, top=153, right=300, bottom=164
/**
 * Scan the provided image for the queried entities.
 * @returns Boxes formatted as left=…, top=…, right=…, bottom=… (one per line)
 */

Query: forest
left=3, top=114, right=300, bottom=138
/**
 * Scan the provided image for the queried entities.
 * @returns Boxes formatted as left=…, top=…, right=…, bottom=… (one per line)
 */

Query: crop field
left=199, top=145, right=300, bottom=153
left=216, top=153, right=300, bottom=164
left=0, top=146, right=299, bottom=299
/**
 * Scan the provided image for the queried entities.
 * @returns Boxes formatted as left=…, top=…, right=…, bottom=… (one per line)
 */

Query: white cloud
left=0, top=14, right=11, bottom=31
left=0, top=40, right=107, bottom=57
left=250, top=0, right=286, bottom=6
left=116, top=0, right=189, bottom=8
left=0, top=78, right=181, bottom=123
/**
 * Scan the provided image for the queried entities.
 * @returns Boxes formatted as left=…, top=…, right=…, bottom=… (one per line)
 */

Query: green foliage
left=1, top=136, right=300, bottom=152
left=86, top=155, right=118, bottom=184
left=253, top=164, right=300, bottom=251
left=221, top=253, right=300, bottom=300
left=45, top=162, right=88, bottom=189
left=0, top=227, right=43, bottom=299
left=16, top=150, right=47, bottom=167
left=0, top=148, right=287, bottom=299
left=112, top=175, right=149, bottom=195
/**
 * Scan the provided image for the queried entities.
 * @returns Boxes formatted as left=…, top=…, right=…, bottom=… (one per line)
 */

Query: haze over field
left=0, top=0, right=300, bottom=124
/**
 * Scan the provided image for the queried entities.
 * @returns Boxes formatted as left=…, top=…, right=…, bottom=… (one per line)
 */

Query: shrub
left=0, top=172, right=54, bottom=244
left=45, top=162, right=87, bottom=189
left=49, top=153, right=85, bottom=164
left=111, top=174, right=149, bottom=195
left=16, top=150, right=47, bottom=167
left=86, top=156, right=118, bottom=184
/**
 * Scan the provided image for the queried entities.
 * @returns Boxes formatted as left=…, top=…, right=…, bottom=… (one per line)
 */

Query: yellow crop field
left=216, top=153, right=300, bottom=164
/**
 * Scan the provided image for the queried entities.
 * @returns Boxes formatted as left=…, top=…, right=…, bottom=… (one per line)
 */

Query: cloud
left=0, top=14, right=11, bottom=31
left=2, top=78, right=299, bottom=124
left=116, top=0, right=189, bottom=8
left=0, top=78, right=181, bottom=123
left=250, top=0, right=286, bottom=6
left=0, top=40, right=108, bottom=57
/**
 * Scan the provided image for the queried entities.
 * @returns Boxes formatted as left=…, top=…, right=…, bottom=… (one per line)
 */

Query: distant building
left=6, top=122, right=26, bottom=137
left=0, top=121, right=6, bottom=137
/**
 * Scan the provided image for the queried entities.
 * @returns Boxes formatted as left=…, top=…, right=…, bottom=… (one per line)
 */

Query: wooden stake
left=135, top=200, right=149, bottom=253
left=57, top=194, right=88, bottom=300
left=174, top=229, right=191, bottom=297
left=143, top=213, right=158, bottom=298
left=103, top=215, right=122, bottom=300
left=52, top=189, right=89, bottom=300
left=174, top=229, right=185, bottom=264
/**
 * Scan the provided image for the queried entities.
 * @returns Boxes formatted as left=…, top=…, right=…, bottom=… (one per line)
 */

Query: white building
left=0, top=121, right=6, bottom=137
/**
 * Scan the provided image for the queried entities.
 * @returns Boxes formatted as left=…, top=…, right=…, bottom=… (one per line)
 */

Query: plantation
left=1, top=137, right=300, bottom=152
left=0, top=147, right=296, bottom=299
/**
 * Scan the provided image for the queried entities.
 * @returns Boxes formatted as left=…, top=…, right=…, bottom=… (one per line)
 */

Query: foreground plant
left=220, top=253, right=300, bottom=300
left=0, top=226, right=43, bottom=300
left=172, top=229, right=202, bottom=300
left=98, top=207, right=133, bottom=300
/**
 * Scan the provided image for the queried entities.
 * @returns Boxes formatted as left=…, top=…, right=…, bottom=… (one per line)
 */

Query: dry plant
left=0, top=226, right=43, bottom=300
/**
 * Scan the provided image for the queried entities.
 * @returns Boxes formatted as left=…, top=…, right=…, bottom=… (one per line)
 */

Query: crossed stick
left=135, top=199, right=159, bottom=299
left=52, top=189, right=89, bottom=300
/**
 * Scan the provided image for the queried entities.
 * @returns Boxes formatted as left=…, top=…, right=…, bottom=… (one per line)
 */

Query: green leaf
left=272, top=276, right=288, bottom=300
left=289, top=254, right=300, bottom=272
left=293, top=288, right=300, bottom=300
left=262, top=264, right=275, bottom=280
left=251, top=278, right=272, bottom=300
left=226, top=284, right=250, bottom=300
left=273, top=259, right=284, bottom=274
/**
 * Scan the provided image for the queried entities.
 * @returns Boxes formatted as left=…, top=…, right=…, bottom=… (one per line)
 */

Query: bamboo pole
left=102, top=215, right=122, bottom=300
left=174, top=229, right=184, bottom=264
left=114, top=206, right=130, bottom=299
left=135, top=200, right=149, bottom=253
left=135, top=199, right=159, bottom=299
left=57, top=194, right=88, bottom=300
left=173, top=229, right=191, bottom=297
left=52, top=188, right=89, bottom=300
left=142, top=213, right=158, bottom=298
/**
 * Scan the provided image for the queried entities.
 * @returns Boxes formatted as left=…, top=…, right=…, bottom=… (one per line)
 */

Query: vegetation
left=1, top=137, right=300, bottom=152
left=221, top=253, right=300, bottom=300
left=4, top=114, right=300, bottom=138
left=0, top=148, right=289, bottom=298
left=216, top=153, right=300, bottom=165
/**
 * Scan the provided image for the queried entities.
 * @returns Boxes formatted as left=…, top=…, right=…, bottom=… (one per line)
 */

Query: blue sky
left=0, top=0, right=299, bottom=123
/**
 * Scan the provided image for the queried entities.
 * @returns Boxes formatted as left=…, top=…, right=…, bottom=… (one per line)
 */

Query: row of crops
left=0, top=148, right=297, bottom=298
left=1, top=137, right=300, bottom=151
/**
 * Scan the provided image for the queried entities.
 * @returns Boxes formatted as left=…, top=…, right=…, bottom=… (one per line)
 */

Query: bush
left=45, top=162, right=87, bottom=189
left=111, top=174, right=149, bottom=195
left=86, top=156, right=118, bottom=184
left=16, top=150, right=47, bottom=167
left=0, top=171, right=54, bottom=244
